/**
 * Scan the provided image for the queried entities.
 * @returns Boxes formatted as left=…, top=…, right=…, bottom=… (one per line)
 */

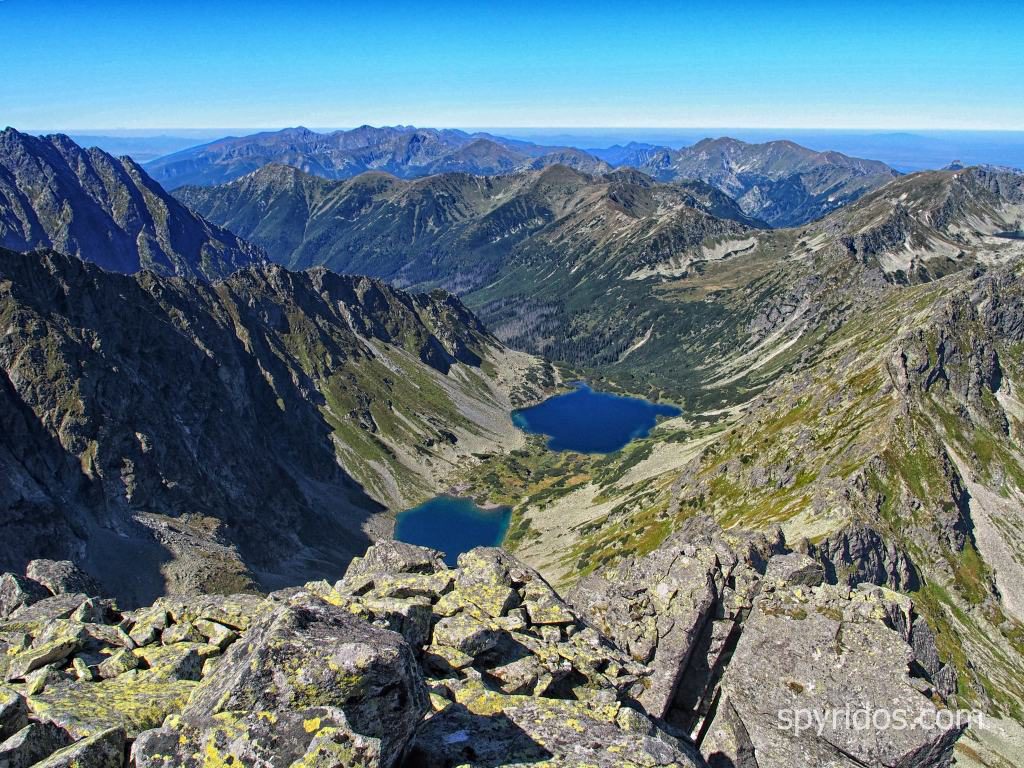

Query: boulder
left=0, top=687, right=28, bottom=740
left=341, top=541, right=447, bottom=584
left=5, top=635, right=80, bottom=681
left=27, top=673, right=196, bottom=738
left=152, top=593, right=428, bottom=767
left=6, top=594, right=91, bottom=625
left=25, top=561, right=100, bottom=598
left=764, top=552, right=825, bottom=587
left=133, top=708, right=381, bottom=767
left=699, top=584, right=964, bottom=768
left=133, top=641, right=220, bottom=681
left=0, top=574, right=49, bottom=619
left=0, top=721, right=73, bottom=767
left=31, top=726, right=124, bottom=768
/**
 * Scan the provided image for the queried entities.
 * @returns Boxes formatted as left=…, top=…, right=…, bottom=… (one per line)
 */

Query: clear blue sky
left=2, top=0, right=1022, bottom=130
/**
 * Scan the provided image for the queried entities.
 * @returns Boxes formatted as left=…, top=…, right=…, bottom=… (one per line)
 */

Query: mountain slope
left=0, top=128, right=264, bottom=279
left=176, top=163, right=763, bottom=285
left=457, top=176, right=1024, bottom=736
left=623, top=136, right=900, bottom=227
left=0, top=248, right=548, bottom=604
left=145, top=125, right=609, bottom=189
left=180, top=164, right=1022, bottom=406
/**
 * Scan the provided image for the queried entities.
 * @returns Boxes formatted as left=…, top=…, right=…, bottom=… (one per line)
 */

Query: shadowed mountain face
left=145, top=125, right=611, bottom=189
left=0, top=128, right=265, bottom=280
left=617, top=136, right=900, bottom=227
left=0, top=248, right=543, bottom=605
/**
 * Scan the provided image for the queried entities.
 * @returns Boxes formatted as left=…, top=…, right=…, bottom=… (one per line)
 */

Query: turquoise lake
left=511, top=382, right=681, bottom=453
left=393, top=495, right=511, bottom=565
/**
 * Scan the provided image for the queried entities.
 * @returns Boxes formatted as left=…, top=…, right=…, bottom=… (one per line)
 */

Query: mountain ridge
left=0, top=127, right=265, bottom=280
left=145, top=125, right=611, bottom=189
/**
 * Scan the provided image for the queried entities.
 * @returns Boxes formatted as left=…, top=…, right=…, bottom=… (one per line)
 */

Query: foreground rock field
left=0, top=517, right=967, bottom=767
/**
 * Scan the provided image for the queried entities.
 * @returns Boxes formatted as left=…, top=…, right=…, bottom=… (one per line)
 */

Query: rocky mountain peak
left=0, top=130, right=266, bottom=280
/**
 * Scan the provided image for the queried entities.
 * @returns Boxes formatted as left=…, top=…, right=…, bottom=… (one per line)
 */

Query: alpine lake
left=393, top=383, right=681, bottom=563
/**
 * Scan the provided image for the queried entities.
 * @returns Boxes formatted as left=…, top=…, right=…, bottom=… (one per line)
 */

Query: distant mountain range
left=616, top=136, right=899, bottom=226
left=0, top=128, right=264, bottom=279
left=147, top=125, right=898, bottom=227
left=145, top=125, right=611, bottom=189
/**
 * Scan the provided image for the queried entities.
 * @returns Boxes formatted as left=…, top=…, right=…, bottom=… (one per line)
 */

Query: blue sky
left=2, top=0, right=1022, bottom=130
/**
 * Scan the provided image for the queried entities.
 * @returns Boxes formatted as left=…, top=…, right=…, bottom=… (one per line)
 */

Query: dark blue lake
left=512, top=382, right=682, bottom=454
left=393, top=495, right=512, bottom=565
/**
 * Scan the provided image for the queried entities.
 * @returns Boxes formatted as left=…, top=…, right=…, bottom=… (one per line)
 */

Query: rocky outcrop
left=702, top=582, right=963, bottom=768
left=568, top=517, right=783, bottom=725
left=134, top=594, right=427, bottom=767
left=25, top=561, right=101, bottom=598
left=802, top=523, right=920, bottom=591
left=567, top=518, right=964, bottom=768
left=0, top=534, right=969, bottom=767
left=332, top=543, right=706, bottom=766
left=0, top=543, right=708, bottom=767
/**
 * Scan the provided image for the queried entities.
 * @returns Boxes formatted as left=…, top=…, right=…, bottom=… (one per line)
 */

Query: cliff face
left=0, top=129, right=264, bottom=280
left=0, top=249, right=546, bottom=604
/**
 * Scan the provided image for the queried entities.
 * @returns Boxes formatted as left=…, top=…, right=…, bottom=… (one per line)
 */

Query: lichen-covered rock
left=6, top=594, right=92, bottom=626
left=31, top=726, right=124, bottom=768
left=0, top=574, right=50, bottom=620
left=95, top=649, right=140, bottom=680
left=0, top=720, right=73, bottom=767
left=0, top=687, right=28, bottom=740
left=699, top=583, right=963, bottom=768
left=171, top=593, right=428, bottom=767
left=132, top=708, right=381, bottom=768
left=193, top=618, right=238, bottom=650
left=567, top=529, right=724, bottom=719
left=27, top=673, right=196, bottom=738
left=341, top=541, right=447, bottom=584
left=133, top=642, right=220, bottom=681
left=159, top=620, right=205, bottom=646
left=25, top=561, right=101, bottom=598
left=409, top=679, right=706, bottom=767
left=5, top=636, right=81, bottom=682
left=764, top=552, right=825, bottom=587
left=151, top=593, right=268, bottom=633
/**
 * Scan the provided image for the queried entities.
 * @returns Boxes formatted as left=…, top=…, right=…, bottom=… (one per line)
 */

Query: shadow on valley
left=0, top=249, right=384, bottom=606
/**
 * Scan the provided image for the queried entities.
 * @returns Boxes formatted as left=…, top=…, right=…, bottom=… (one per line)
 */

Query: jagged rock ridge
left=0, top=128, right=265, bottom=280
